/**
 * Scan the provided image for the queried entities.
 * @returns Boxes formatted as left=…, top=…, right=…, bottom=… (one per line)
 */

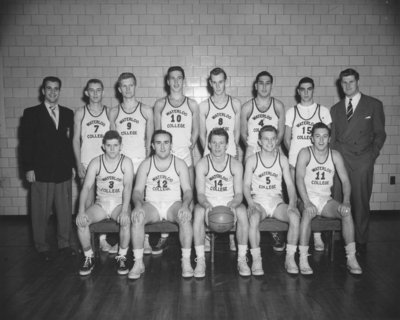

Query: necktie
left=50, top=106, right=58, bottom=127
left=346, top=98, right=353, bottom=121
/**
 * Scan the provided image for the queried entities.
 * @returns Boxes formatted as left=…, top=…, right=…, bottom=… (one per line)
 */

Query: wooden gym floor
left=1, top=212, right=400, bottom=320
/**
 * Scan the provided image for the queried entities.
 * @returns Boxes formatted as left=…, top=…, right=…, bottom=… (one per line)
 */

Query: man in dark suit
left=21, top=76, right=75, bottom=260
left=330, top=68, right=386, bottom=253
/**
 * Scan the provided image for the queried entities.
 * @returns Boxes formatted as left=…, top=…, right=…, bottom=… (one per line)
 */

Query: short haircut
left=339, top=68, right=360, bottom=81
left=298, top=77, right=314, bottom=89
left=210, top=67, right=227, bottom=80
left=85, top=78, right=104, bottom=91
left=152, top=129, right=173, bottom=144
left=42, top=76, right=62, bottom=90
left=167, top=66, right=185, bottom=79
left=255, top=71, right=273, bottom=84
left=102, top=130, right=122, bottom=144
left=208, top=127, right=229, bottom=144
left=311, top=122, right=331, bottom=137
left=258, top=125, right=278, bottom=140
left=117, top=72, right=137, bottom=87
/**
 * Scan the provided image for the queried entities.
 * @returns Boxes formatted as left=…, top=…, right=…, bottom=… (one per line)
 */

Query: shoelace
left=115, top=255, right=126, bottom=265
left=83, top=256, right=92, bottom=268
left=194, top=257, right=205, bottom=263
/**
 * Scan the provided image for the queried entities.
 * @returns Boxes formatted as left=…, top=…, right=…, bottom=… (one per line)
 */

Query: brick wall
left=0, top=0, right=399, bottom=215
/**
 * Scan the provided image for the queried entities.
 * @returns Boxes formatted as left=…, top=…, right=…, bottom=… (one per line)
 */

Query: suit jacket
left=21, top=103, right=74, bottom=183
left=330, top=94, right=386, bottom=170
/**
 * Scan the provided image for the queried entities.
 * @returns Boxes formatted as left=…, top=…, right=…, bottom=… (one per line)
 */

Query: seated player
left=76, top=130, right=133, bottom=276
left=244, top=125, right=300, bottom=275
left=129, top=130, right=194, bottom=279
left=193, top=128, right=250, bottom=278
left=296, top=122, right=362, bottom=275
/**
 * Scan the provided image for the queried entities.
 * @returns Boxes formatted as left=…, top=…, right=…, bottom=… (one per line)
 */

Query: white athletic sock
left=299, top=245, right=309, bottom=258
left=84, top=249, right=94, bottom=258
left=345, top=242, right=356, bottom=258
left=250, top=247, right=261, bottom=259
left=286, top=244, right=297, bottom=256
left=181, top=248, right=191, bottom=259
left=238, top=244, right=248, bottom=258
left=195, top=245, right=205, bottom=258
left=133, top=249, right=144, bottom=261
left=118, top=247, right=128, bottom=256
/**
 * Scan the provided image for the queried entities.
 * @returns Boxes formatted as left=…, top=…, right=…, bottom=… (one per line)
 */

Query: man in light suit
left=330, top=68, right=386, bottom=253
left=21, top=76, right=75, bottom=261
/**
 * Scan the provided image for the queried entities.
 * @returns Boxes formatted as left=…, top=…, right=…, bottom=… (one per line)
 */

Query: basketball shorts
left=172, top=146, right=192, bottom=167
left=146, top=200, right=178, bottom=220
left=95, top=198, right=122, bottom=219
left=254, top=196, right=284, bottom=218
left=309, top=195, right=332, bottom=215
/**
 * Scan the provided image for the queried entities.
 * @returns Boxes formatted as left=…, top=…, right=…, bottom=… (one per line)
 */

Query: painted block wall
left=0, top=0, right=399, bottom=215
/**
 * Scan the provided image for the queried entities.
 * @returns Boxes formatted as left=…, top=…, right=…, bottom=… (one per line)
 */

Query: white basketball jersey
left=251, top=151, right=283, bottom=201
left=247, top=98, right=279, bottom=149
left=96, top=155, right=124, bottom=203
left=160, top=97, right=192, bottom=148
left=81, top=106, right=110, bottom=167
left=145, top=156, right=181, bottom=203
left=305, top=147, right=335, bottom=199
left=288, top=104, right=324, bottom=166
left=205, top=155, right=234, bottom=201
left=115, top=103, right=146, bottom=161
left=205, top=96, right=237, bottom=157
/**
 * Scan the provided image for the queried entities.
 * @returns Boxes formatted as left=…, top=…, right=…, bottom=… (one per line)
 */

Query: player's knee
left=249, top=212, right=260, bottom=227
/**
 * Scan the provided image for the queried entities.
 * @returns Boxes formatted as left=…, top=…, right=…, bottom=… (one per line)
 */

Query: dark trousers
left=333, top=160, right=374, bottom=244
left=31, top=180, right=72, bottom=252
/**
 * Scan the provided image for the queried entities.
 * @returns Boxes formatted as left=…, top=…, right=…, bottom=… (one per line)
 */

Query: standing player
left=153, top=66, right=199, bottom=254
left=129, top=130, right=194, bottom=280
left=110, top=72, right=154, bottom=255
left=193, top=128, right=250, bottom=278
left=244, top=126, right=300, bottom=276
left=110, top=72, right=154, bottom=172
left=296, top=122, right=362, bottom=275
left=199, top=67, right=241, bottom=252
left=72, top=79, right=113, bottom=253
left=284, top=77, right=332, bottom=252
left=241, top=71, right=286, bottom=251
left=76, top=130, right=134, bottom=276
left=240, top=71, right=285, bottom=161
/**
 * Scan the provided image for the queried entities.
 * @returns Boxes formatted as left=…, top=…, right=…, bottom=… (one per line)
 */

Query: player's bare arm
left=284, top=125, right=292, bottom=152
left=153, top=98, right=165, bottom=130
left=142, top=104, right=155, bottom=157
left=227, top=158, right=244, bottom=209
left=131, top=158, right=150, bottom=222
left=240, top=100, right=252, bottom=146
left=118, top=157, right=134, bottom=226
left=296, top=148, right=318, bottom=217
left=188, top=98, right=200, bottom=150
left=72, top=107, right=85, bottom=179
left=198, top=99, right=209, bottom=150
left=274, top=99, right=286, bottom=145
left=243, top=154, right=262, bottom=215
left=108, top=106, right=118, bottom=131
left=231, top=97, right=242, bottom=148
left=176, top=158, right=193, bottom=222
left=76, top=157, right=98, bottom=227
left=195, top=158, right=212, bottom=211
left=280, top=154, right=297, bottom=209
left=332, top=150, right=352, bottom=217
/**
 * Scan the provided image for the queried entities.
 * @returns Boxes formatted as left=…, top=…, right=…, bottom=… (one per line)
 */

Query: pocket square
left=365, top=116, right=371, bottom=119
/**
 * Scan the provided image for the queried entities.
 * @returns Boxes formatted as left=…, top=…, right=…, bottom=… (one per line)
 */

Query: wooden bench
left=89, top=216, right=341, bottom=262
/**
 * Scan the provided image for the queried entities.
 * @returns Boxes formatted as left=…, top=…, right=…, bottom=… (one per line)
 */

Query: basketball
left=208, top=206, right=235, bottom=233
